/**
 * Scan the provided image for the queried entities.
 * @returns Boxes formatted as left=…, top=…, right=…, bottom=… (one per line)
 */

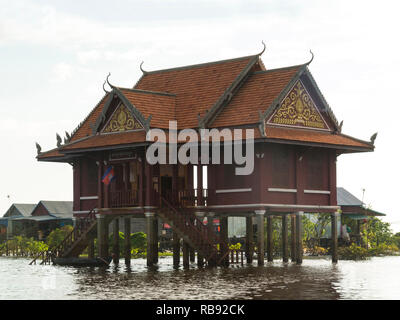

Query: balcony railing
left=178, top=188, right=209, bottom=207
left=110, top=190, right=138, bottom=208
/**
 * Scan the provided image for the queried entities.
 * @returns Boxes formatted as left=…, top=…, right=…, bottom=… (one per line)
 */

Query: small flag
left=102, top=166, right=115, bottom=186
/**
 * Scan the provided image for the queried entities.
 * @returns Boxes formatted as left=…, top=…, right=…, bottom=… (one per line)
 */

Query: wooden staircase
left=158, top=195, right=231, bottom=266
left=29, top=209, right=97, bottom=265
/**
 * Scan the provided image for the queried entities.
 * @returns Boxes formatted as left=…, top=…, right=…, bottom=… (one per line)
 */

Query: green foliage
left=46, top=225, right=73, bottom=248
left=0, top=236, right=48, bottom=257
left=229, top=243, right=242, bottom=250
left=338, top=243, right=370, bottom=260
left=106, top=231, right=147, bottom=258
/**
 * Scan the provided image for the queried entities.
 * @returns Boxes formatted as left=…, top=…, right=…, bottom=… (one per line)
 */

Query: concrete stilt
left=146, top=212, right=158, bottom=267
left=87, top=237, right=95, bottom=259
left=97, top=214, right=109, bottom=260
left=182, top=241, right=190, bottom=269
left=112, top=218, right=120, bottom=264
left=245, top=216, right=254, bottom=264
left=296, top=212, right=303, bottom=264
left=282, top=214, right=289, bottom=263
left=291, top=214, right=297, bottom=262
left=331, top=212, right=339, bottom=263
left=124, top=217, right=131, bottom=265
left=173, top=231, right=180, bottom=268
left=266, top=215, right=273, bottom=262
left=255, top=210, right=265, bottom=266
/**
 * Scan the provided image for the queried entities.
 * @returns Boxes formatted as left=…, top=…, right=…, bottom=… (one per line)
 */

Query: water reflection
left=1, top=256, right=399, bottom=299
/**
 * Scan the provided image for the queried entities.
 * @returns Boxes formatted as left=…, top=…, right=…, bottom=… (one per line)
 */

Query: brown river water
left=1, top=256, right=399, bottom=300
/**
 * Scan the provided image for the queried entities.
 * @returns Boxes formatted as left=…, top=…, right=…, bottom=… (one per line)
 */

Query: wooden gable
left=101, top=102, right=144, bottom=134
left=266, top=79, right=330, bottom=131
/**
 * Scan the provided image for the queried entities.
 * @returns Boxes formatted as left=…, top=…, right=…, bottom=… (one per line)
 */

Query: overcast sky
left=1, top=0, right=399, bottom=231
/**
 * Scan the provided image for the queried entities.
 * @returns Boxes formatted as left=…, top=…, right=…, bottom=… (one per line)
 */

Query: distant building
left=1, top=201, right=74, bottom=240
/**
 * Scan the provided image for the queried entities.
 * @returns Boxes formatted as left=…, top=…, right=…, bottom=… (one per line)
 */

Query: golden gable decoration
left=267, top=80, right=329, bottom=130
left=103, top=103, right=143, bottom=133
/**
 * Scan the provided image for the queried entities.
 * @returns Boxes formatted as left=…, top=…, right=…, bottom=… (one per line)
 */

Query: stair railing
left=29, top=208, right=97, bottom=265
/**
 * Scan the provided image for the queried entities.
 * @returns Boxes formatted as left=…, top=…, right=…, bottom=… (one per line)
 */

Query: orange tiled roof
left=211, top=66, right=301, bottom=127
left=61, top=131, right=147, bottom=151
left=118, top=88, right=175, bottom=128
left=38, top=54, right=374, bottom=159
left=264, top=126, right=373, bottom=149
left=135, top=55, right=259, bottom=128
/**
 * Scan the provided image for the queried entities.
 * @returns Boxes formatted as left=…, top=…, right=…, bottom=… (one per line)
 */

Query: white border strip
left=268, top=188, right=297, bottom=193
left=80, top=196, right=99, bottom=200
left=304, top=190, right=331, bottom=195
left=73, top=210, right=90, bottom=214
left=215, top=188, right=252, bottom=194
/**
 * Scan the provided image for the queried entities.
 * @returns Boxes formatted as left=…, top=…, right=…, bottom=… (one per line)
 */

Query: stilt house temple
left=36, top=47, right=375, bottom=267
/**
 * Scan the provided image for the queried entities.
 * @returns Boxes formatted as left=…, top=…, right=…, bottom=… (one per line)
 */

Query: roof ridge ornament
left=140, top=61, right=148, bottom=75
left=305, top=50, right=314, bottom=65
left=370, top=132, right=378, bottom=145
left=102, top=72, right=113, bottom=93
left=258, top=41, right=266, bottom=56
left=106, top=72, right=115, bottom=89
left=35, top=142, right=42, bottom=155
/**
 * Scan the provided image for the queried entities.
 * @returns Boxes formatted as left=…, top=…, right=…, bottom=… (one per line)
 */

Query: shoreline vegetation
left=1, top=217, right=399, bottom=261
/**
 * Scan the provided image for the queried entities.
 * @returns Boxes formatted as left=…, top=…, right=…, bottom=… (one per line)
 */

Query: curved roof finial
left=103, top=80, right=110, bottom=94
left=140, top=61, right=148, bottom=74
left=106, top=72, right=115, bottom=89
left=306, top=50, right=314, bottom=65
left=259, top=41, right=266, bottom=56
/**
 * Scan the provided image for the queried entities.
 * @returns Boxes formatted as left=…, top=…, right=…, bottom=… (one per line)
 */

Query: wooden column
left=245, top=216, right=254, bottom=264
left=331, top=212, right=339, bottom=263
left=296, top=212, right=303, bottom=264
left=282, top=215, right=289, bottom=263
left=145, top=160, right=153, bottom=207
left=266, top=215, right=273, bottom=262
left=255, top=210, right=265, bottom=266
left=173, top=231, right=180, bottom=268
left=112, top=218, right=120, bottom=264
left=124, top=217, right=131, bottom=266
left=87, top=237, right=95, bottom=259
left=139, top=156, right=145, bottom=206
left=182, top=241, right=190, bottom=269
left=97, top=215, right=109, bottom=260
left=146, top=212, right=158, bottom=266
left=97, top=161, right=103, bottom=209
left=172, top=164, right=178, bottom=205
left=291, top=214, right=297, bottom=262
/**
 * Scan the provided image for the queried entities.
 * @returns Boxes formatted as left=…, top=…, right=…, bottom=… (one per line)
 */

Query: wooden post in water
left=282, top=214, right=289, bottom=263
left=255, top=210, right=265, bottom=266
left=124, top=217, right=131, bottom=266
left=182, top=241, right=190, bottom=269
left=331, top=212, right=339, bottom=263
left=266, top=215, right=273, bottom=262
left=173, top=231, right=180, bottom=268
left=220, top=216, right=229, bottom=266
left=112, top=218, right=119, bottom=264
left=245, top=216, right=254, bottom=263
left=296, top=212, right=303, bottom=264
left=291, top=214, right=297, bottom=262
